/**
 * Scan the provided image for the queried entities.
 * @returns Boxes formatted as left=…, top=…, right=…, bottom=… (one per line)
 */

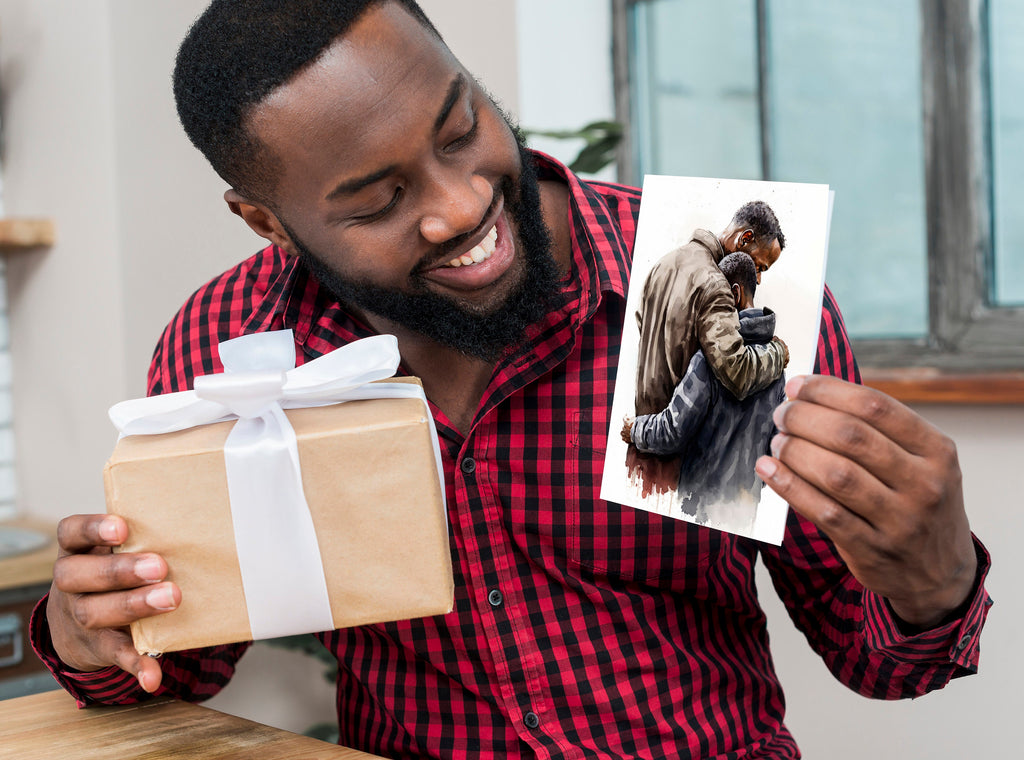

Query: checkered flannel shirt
left=32, top=152, right=991, bottom=759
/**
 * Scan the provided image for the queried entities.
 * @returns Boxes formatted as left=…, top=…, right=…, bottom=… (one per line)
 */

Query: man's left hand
left=755, top=375, right=977, bottom=629
left=620, top=415, right=635, bottom=445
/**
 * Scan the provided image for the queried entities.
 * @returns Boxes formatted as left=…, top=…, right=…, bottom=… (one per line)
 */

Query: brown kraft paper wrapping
left=103, top=395, right=454, bottom=655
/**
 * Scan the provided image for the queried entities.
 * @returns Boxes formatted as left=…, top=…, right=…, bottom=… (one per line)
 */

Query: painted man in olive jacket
left=625, top=253, right=787, bottom=533
left=628, top=201, right=787, bottom=495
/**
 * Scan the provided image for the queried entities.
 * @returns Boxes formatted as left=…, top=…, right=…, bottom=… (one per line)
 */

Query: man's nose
left=418, top=170, right=493, bottom=245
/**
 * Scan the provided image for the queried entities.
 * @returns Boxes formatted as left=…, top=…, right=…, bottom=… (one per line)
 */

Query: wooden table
left=0, top=689, right=386, bottom=759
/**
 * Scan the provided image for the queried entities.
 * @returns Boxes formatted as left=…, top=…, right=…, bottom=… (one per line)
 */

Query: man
left=629, top=201, right=788, bottom=496
left=634, top=200, right=787, bottom=419
left=623, top=252, right=787, bottom=532
left=34, top=2, right=990, bottom=758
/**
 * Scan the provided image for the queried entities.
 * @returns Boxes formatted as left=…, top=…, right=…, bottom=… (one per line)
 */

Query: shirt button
left=460, top=457, right=476, bottom=474
left=487, top=589, right=503, bottom=607
left=523, top=711, right=540, bottom=729
left=956, top=634, right=972, bottom=651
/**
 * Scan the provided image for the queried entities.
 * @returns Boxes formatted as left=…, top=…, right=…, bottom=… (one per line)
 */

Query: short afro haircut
left=173, top=0, right=440, bottom=205
left=730, top=200, right=786, bottom=250
left=718, top=252, right=758, bottom=300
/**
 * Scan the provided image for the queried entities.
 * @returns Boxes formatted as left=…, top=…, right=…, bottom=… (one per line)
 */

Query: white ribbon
left=110, top=330, right=442, bottom=641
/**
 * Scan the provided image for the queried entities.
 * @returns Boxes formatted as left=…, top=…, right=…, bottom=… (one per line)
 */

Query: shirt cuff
left=29, top=594, right=148, bottom=707
left=861, top=535, right=992, bottom=672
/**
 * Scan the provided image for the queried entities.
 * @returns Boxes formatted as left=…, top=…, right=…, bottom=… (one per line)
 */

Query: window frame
left=612, top=0, right=1024, bottom=401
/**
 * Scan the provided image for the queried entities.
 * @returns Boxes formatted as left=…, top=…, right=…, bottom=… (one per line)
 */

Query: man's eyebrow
left=325, top=165, right=398, bottom=202
left=434, top=74, right=467, bottom=135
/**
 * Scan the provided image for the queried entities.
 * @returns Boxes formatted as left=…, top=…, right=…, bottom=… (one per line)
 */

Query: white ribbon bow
left=109, top=330, right=431, bottom=641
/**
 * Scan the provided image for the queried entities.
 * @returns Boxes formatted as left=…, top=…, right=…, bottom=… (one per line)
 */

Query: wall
left=0, top=0, right=262, bottom=525
left=0, top=1, right=1018, bottom=755
left=758, top=403, right=1021, bottom=757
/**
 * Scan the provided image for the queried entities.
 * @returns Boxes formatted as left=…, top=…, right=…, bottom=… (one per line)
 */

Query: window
left=613, top=0, right=1024, bottom=382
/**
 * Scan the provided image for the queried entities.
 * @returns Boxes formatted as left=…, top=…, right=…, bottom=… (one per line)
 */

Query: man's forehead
left=251, top=3, right=455, bottom=124
left=241, top=1, right=467, bottom=201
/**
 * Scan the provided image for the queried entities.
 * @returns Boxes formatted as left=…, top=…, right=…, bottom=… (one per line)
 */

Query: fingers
left=783, top=375, right=942, bottom=457
left=766, top=432, right=890, bottom=529
left=755, top=453, right=872, bottom=543
left=79, top=627, right=165, bottom=694
left=771, top=391, right=911, bottom=492
left=64, top=583, right=180, bottom=631
left=620, top=415, right=634, bottom=444
left=53, top=552, right=169, bottom=594
left=57, top=514, right=128, bottom=556
left=47, top=513, right=178, bottom=690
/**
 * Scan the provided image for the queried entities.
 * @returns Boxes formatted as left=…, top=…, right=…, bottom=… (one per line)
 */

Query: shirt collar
left=532, top=150, right=630, bottom=307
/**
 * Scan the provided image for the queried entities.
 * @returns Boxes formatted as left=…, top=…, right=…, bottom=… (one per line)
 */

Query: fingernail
left=786, top=375, right=807, bottom=398
left=98, top=518, right=120, bottom=542
left=146, top=586, right=177, bottom=611
left=135, top=557, right=164, bottom=582
left=755, top=456, right=777, bottom=480
left=770, top=433, right=786, bottom=458
left=138, top=670, right=153, bottom=693
left=772, top=403, right=789, bottom=430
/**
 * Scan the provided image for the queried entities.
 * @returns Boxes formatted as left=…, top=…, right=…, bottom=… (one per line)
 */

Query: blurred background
left=0, top=1, right=1019, bottom=756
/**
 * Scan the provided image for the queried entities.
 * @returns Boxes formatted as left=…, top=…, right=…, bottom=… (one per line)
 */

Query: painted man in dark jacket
left=628, top=200, right=788, bottom=497
left=623, top=252, right=786, bottom=531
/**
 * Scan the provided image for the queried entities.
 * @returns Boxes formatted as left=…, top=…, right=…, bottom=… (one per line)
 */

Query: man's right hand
left=772, top=336, right=790, bottom=368
left=47, top=514, right=180, bottom=693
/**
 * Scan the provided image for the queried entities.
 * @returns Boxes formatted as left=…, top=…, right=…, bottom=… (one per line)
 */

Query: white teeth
left=445, top=224, right=498, bottom=268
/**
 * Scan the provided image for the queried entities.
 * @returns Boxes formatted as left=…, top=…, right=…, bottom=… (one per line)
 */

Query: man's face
left=747, top=237, right=782, bottom=285
left=244, top=2, right=559, bottom=360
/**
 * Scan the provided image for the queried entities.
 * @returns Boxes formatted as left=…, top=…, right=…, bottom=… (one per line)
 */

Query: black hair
left=173, top=0, right=440, bottom=205
left=719, top=252, right=758, bottom=301
left=731, top=200, right=786, bottom=250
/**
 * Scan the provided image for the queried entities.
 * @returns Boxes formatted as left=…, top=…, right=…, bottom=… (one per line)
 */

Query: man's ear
left=740, top=228, right=755, bottom=248
left=731, top=283, right=744, bottom=309
left=224, top=189, right=297, bottom=256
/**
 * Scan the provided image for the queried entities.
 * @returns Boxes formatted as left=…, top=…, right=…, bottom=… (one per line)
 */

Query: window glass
left=629, top=0, right=929, bottom=339
left=630, top=0, right=761, bottom=180
left=990, top=1, right=1024, bottom=306
left=766, top=1, right=928, bottom=339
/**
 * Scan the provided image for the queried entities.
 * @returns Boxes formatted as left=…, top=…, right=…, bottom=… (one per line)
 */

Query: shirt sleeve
left=697, top=278, right=786, bottom=400
left=632, top=354, right=712, bottom=455
left=758, top=285, right=993, bottom=698
left=29, top=595, right=250, bottom=708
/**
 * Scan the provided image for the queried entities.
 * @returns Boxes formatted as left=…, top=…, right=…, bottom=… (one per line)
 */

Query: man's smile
left=420, top=203, right=517, bottom=293
left=445, top=224, right=496, bottom=267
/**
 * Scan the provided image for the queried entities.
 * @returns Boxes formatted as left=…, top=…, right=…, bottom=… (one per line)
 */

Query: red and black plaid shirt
left=33, top=153, right=991, bottom=759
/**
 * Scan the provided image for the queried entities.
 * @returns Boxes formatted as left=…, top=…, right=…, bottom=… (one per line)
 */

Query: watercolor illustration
left=601, top=175, right=832, bottom=544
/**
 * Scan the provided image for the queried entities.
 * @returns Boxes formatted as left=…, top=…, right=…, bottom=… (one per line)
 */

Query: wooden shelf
left=0, top=517, right=57, bottom=592
left=0, top=218, right=55, bottom=249
left=862, top=367, right=1024, bottom=405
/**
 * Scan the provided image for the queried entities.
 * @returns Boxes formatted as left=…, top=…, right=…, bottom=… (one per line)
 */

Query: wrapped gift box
left=104, top=372, right=453, bottom=656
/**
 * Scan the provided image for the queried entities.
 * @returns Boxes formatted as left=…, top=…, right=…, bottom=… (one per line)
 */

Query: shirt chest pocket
left=564, top=414, right=725, bottom=589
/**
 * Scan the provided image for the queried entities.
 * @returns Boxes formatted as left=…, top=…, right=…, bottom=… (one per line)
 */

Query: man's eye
left=443, top=110, right=479, bottom=153
left=353, top=188, right=403, bottom=222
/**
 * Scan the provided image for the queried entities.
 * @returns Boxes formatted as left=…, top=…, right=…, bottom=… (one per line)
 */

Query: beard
left=287, top=141, right=563, bottom=362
